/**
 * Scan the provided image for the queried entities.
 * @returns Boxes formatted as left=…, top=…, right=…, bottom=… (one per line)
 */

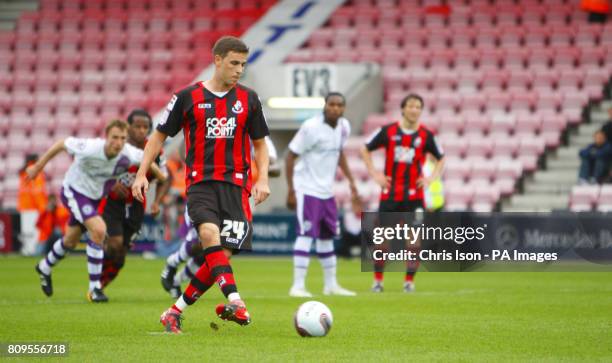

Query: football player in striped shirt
left=361, top=94, right=445, bottom=292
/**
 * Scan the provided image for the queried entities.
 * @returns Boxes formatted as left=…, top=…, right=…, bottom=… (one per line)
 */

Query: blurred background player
left=18, top=153, right=48, bottom=255
left=99, top=109, right=170, bottom=291
left=35, top=194, right=69, bottom=256
left=286, top=92, right=359, bottom=297
left=160, top=136, right=279, bottom=298
left=30, top=120, right=164, bottom=302
left=361, top=94, right=445, bottom=293
left=132, top=36, right=270, bottom=333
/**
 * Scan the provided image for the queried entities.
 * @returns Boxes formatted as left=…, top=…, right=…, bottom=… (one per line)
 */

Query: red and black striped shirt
left=157, top=82, right=269, bottom=192
left=365, top=122, right=443, bottom=202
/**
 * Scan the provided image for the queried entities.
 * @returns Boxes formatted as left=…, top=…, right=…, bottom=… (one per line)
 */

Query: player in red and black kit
left=132, top=36, right=270, bottom=333
left=361, top=93, right=445, bottom=293
left=99, top=109, right=171, bottom=292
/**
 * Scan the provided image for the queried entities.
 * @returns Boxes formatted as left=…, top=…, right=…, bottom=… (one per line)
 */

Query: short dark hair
left=127, top=108, right=152, bottom=128
left=325, top=92, right=345, bottom=105
left=400, top=93, right=424, bottom=109
left=213, top=36, right=249, bottom=58
left=105, top=119, right=129, bottom=135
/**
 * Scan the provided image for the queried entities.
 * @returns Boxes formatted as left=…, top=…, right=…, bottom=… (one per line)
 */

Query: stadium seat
left=570, top=185, right=600, bottom=211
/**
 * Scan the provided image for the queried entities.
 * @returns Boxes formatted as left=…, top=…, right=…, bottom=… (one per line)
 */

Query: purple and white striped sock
left=316, top=239, right=337, bottom=289
left=173, top=257, right=200, bottom=286
left=292, top=236, right=313, bottom=290
left=86, top=241, right=104, bottom=291
left=166, top=236, right=197, bottom=268
left=38, top=238, right=68, bottom=275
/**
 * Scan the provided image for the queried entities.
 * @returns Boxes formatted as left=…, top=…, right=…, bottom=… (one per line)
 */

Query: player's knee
left=198, top=225, right=220, bottom=247
left=90, top=225, right=107, bottom=244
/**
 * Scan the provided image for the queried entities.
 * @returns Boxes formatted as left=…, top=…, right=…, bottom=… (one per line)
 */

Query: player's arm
left=285, top=150, right=298, bottom=210
left=361, top=146, right=390, bottom=190
left=338, top=151, right=360, bottom=202
left=151, top=169, right=172, bottom=217
left=418, top=155, right=445, bottom=188
left=25, top=139, right=66, bottom=180
left=361, top=127, right=391, bottom=190
left=252, top=137, right=270, bottom=205
left=418, top=133, right=445, bottom=188
left=132, top=130, right=167, bottom=202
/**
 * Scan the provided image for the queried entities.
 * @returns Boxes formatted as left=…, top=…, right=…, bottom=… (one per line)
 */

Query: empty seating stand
left=289, top=0, right=611, bottom=211
left=0, top=0, right=275, bottom=208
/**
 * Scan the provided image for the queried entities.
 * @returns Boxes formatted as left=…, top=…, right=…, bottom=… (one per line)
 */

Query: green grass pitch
left=1, top=255, right=611, bottom=362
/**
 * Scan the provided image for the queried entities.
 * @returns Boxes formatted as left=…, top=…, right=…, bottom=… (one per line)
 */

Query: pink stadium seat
left=481, top=71, right=507, bottom=92
left=438, top=136, right=467, bottom=158
left=506, top=71, right=532, bottom=92
left=471, top=184, right=500, bottom=208
left=488, top=114, right=516, bottom=134
left=493, top=177, right=516, bottom=197
left=597, top=185, right=612, bottom=211
left=517, top=154, right=538, bottom=172
left=570, top=185, right=600, bottom=210
left=470, top=160, right=497, bottom=181
left=519, top=135, right=546, bottom=156
left=527, top=48, right=553, bottom=70
left=554, top=47, right=580, bottom=68
left=502, top=48, right=529, bottom=69
left=467, top=138, right=493, bottom=159
left=444, top=184, right=474, bottom=211
left=540, top=130, right=561, bottom=148
left=444, top=160, right=471, bottom=181
left=492, top=139, right=520, bottom=159
left=514, top=115, right=541, bottom=135
left=558, top=69, right=584, bottom=89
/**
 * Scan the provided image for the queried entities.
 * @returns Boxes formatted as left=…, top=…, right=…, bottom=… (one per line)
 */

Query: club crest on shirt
left=414, top=137, right=422, bottom=148
left=232, top=100, right=244, bottom=114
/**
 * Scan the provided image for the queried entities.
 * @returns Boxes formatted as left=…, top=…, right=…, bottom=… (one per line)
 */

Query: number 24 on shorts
left=221, top=220, right=245, bottom=242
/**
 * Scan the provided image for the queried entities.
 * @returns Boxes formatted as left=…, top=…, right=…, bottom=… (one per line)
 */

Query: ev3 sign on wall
left=287, top=63, right=337, bottom=97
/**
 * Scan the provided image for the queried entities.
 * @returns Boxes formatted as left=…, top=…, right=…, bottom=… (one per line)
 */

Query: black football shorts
left=102, top=197, right=145, bottom=246
left=187, top=181, right=253, bottom=251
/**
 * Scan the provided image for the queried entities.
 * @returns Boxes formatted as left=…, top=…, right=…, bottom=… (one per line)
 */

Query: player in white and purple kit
left=29, top=120, right=164, bottom=302
left=286, top=92, right=360, bottom=297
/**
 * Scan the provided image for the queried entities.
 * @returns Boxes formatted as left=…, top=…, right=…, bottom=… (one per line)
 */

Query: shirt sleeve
left=64, top=137, right=92, bottom=156
left=156, top=93, right=184, bottom=137
left=341, top=119, right=351, bottom=148
left=365, top=127, right=387, bottom=151
left=247, top=92, right=270, bottom=140
left=125, top=144, right=144, bottom=165
left=265, top=136, right=278, bottom=162
left=425, top=132, right=444, bottom=160
left=288, top=124, right=313, bottom=155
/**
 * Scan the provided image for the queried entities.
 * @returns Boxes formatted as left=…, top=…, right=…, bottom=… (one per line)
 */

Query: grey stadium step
left=546, top=158, right=580, bottom=169
left=508, top=194, right=570, bottom=210
left=523, top=183, right=573, bottom=194
left=532, top=170, right=578, bottom=184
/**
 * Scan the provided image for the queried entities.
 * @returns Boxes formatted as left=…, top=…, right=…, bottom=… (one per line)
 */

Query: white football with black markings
left=294, top=301, right=333, bottom=337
